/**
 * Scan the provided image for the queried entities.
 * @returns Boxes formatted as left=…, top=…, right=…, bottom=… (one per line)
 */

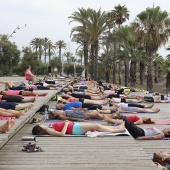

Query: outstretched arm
left=59, top=115, right=85, bottom=122
left=136, top=132, right=164, bottom=140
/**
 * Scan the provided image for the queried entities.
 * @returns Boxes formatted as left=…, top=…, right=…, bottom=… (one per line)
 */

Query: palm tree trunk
left=154, top=63, right=158, bottom=83
left=130, top=60, right=137, bottom=88
left=91, top=43, right=95, bottom=78
left=83, top=40, right=88, bottom=78
left=139, top=62, right=145, bottom=85
left=94, top=40, right=99, bottom=81
left=124, top=60, right=129, bottom=87
left=147, top=54, right=153, bottom=91
left=166, top=71, right=170, bottom=93
left=118, top=61, right=121, bottom=85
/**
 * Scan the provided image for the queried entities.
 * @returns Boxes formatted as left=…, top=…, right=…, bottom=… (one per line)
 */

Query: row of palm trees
left=68, top=5, right=170, bottom=91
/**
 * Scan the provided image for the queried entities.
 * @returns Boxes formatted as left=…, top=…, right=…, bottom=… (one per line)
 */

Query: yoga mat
left=36, top=130, right=130, bottom=137
left=162, top=137, right=170, bottom=140
left=140, top=120, right=170, bottom=125
left=154, top=120, right=170, bottom=125
left=0, top=116, right=13, bottom=120
left=122, top=112, right=156, bottom=114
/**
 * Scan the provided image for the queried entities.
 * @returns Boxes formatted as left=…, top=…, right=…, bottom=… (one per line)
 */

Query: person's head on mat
left=32, top=121, right=125, bottom=136
left=142, top=116, right=154, bottom=124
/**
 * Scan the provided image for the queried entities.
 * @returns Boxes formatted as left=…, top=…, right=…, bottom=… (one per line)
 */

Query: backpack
left=37, top=105, right=49, bottom=112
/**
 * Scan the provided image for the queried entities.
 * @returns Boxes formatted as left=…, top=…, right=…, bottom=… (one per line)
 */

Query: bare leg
left=138, top=107, right=160, bottom=113
left=0, top=109, right=27, bottom=118
left=81, top=122, right=125, bottom=133
left=144, top=103, right=154, bottom=108
left=104, top=115, right=123, bottom=124
left=15, top=103, right=34, bottom=110
left=7, top=118, right=16, bottom=131
left=22, top=91, right=47, bottom=96
left=22, top=96, right=37, bottom=102
left=0, top=120, right=10, bottom=133
left=84, top=111, right=113, bottom=120
left=96, top=108, right=111, bottom=114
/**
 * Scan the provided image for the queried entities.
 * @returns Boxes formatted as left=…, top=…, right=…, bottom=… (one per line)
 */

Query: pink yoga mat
left=0, top=116, right=13, bottom=120
left=154, top=120, right=170, bottom=125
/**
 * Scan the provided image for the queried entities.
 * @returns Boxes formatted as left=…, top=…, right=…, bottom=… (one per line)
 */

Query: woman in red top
left=32, top=120, right=126, bottom=136
left=104, top=114, right=154, bottom=125
left=25, top=65, right=37, bottom=84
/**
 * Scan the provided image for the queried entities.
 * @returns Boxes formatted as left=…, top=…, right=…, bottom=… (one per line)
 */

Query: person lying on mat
left=63, top=86, right=102, bottom=94
left=32, top=120, right=126, bottom=136
left=48, top=109, right=116, bottom=121
left=97, top=103, right=160, bottom=113
left=153, top=150, right=170, bottom=165
left=0, top=108, right=28, bottom=118
left=34, top=79, right=58, bottom=90
left=104, top=113, right=154, bottom=125
left=0, top=101, right=34, bottom=111
left=105, top=115, right=170, bottom=140
left=56, top=101, right=118, bottom=111
left=60, top=94, right=110, bottom=105
left=29, top=84, right=58, bottom=90
left=127, top=95, right=170, bottom=103
left=0, top=80, right=33, bottom=91
left=1, top=90, right=47, bottom=97
left=0, top=118, right=16, bottom=133
left=66, top=91, right=105, bottom=100
left=0, top=94, right=37, bottom=103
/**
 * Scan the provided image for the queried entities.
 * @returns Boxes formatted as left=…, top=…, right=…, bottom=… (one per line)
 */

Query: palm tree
left=85, top=8, right=108, bottom=80
left=47, top=40, right=55, bottom=63
left=30, top=38, right=43, bottom=61
left=135, top=6, right=170, bottom=91
left=42, top=37, right=49, bottom=63
left=153, top=54, right=164, bottom=83
left=69, top=8, right=91, bottom=78
left=110, top=4, right=129, bottom=85
left=55, top=40, right=66, bottom=63
left=76, top=49, right=84, bottom=65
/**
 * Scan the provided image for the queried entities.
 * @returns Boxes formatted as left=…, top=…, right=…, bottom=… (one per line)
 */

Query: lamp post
left=7, top=26, right=20, bottom=40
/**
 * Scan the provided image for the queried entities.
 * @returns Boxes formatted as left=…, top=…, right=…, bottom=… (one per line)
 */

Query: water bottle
left=44, top=108, right=48, bottom=120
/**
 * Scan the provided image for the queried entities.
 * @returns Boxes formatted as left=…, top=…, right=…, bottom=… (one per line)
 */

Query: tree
left=30, top=38, right=43, bottom=61
left=47, top=40, right=55, bottom=63
left=55, top=40, right=66, bottom=63
left=135, top=6, right=170, bottom=91
left=69, top=8, right=91, bottom=78
left=42, top=37, right=49, bottom=63
left=0, top=34, right=20, bottom=75
left=108, top=4, right=129, bottom=85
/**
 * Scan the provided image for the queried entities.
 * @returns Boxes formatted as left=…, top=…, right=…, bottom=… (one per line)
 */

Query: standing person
left=25, top=65, right=37, bottom=84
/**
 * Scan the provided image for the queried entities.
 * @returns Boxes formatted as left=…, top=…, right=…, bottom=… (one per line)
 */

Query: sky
left=1, top=0, right=170, bottom=59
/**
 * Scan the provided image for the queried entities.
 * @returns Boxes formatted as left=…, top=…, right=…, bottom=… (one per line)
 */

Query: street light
left=7, top=26, right=20, bottom=40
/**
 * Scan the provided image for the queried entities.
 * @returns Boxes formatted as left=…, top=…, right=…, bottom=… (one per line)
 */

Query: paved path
left=0, top=78, right=169, bottom=170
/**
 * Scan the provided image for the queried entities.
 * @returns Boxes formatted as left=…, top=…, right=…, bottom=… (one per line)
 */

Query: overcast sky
left=1, top=0, right=170, bottom=59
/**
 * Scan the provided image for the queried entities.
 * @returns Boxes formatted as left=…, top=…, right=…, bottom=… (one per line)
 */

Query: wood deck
left=0, top=80, right=169, bottom=169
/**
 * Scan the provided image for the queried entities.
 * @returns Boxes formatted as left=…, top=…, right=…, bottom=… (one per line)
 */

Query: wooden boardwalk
left=0, top=80, right=169, bottom=169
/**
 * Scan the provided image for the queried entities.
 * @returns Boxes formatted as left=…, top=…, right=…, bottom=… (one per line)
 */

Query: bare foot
left=27, top=103, right=34, bottom=109
left=7, top=118, right=16, bottom=131
left=96, top=108, right=101, bottom=113
left=154, top=108, right=160, bottom=113
left=0, top=120, right=10, bottom=133
left=147, top=103, right=154, bottom=108
left=118, top=121, right=126, bottom=132
left=104, top=115, right=113, bottom=124
left=19, top=108, right=28, bottom=115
